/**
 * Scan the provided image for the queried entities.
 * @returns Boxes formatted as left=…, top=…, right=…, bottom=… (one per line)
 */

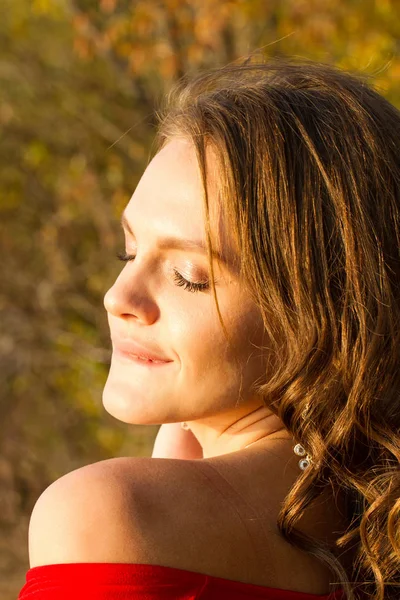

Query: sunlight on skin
left=103, top=138, right=292, bottom=458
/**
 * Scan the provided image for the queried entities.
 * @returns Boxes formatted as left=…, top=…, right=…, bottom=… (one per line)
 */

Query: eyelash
left=116, top=251, right=210, bottom=293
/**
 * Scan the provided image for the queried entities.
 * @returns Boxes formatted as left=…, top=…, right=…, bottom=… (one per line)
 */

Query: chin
left=101, top=379, right=171, bottom=426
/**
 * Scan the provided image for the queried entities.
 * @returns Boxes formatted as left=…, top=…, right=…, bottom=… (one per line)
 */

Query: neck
left=184, top=403, right=293, bottom=458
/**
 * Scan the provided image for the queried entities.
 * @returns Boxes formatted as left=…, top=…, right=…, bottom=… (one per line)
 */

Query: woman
left=18, top=58, right=400, bottom=600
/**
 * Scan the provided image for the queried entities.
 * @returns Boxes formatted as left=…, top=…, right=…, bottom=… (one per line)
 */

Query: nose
left=103, top=266, right=158, bottom=324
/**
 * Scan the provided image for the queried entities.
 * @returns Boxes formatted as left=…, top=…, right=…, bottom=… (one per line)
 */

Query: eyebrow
left=120, top=212, right=232, bottom=268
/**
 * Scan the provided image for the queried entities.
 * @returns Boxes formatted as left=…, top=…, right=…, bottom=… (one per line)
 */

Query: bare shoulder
left=28, top=456, right=195, bottom=568
left=28, top=453, right=340, bottom=594
left=28, top=455, right=260, bottom=571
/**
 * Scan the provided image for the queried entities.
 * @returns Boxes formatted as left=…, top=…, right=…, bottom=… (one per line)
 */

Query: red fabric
left=18, top=563, right=345, bottom=600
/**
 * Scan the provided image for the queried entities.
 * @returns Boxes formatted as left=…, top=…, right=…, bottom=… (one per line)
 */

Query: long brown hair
left=155, top=57, right=400, bottom=600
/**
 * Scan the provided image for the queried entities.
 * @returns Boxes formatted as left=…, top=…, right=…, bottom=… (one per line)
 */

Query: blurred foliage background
left=1, top=0, right=400, bottom=597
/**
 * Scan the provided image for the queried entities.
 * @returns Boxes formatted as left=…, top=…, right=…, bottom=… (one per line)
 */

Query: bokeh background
left=1, top=0, right=400, bottom=597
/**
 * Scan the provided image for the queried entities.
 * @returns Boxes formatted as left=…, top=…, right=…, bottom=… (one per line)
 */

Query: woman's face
left=103, top=138, right=268, bottom=425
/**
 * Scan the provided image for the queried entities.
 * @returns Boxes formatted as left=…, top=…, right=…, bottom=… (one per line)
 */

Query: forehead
left=124, top=138, right=236, bottom=263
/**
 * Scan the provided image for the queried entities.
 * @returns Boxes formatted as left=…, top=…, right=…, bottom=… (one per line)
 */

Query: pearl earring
left=293, top=443, right=312, bottom=470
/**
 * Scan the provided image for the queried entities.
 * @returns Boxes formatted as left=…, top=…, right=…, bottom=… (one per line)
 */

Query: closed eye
left=116, top=251, right=135, bottom=262
left=116, top=251, right=210, bottom=293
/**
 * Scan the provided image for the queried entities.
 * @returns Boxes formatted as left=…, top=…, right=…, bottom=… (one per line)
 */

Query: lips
left=111, top=337, right=172, bottom=363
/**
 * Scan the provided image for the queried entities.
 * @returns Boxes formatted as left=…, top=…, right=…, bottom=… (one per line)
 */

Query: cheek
left=171, top=295, right=267, bottom=391
left=229, top=311, right=268, bottom=384
left=168, top=306, right=225, bottom=370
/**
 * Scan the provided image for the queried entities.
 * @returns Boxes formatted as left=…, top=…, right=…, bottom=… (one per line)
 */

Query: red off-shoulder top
left=18, top=563, right=345, bottom=599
